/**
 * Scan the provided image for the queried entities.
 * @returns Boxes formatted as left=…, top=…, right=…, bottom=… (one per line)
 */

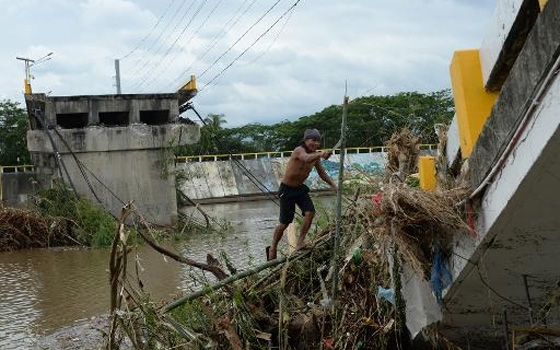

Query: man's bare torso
left=282, top=146, right=316, bottom=187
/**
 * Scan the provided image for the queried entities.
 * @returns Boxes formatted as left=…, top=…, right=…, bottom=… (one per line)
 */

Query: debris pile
left=0, top=207, right=72, bottom=251
left=0, top=182, right=118, bottom=251
left=105, top=129, right=472, bottom=349
left=385, top=127, right=420, bottom=180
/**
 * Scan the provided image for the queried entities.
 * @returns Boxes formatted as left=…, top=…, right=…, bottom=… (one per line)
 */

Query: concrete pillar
left=88, top=99, right=98, bottom=125
left=419, top=156, right=436, bottom=192
left=450, top=50, right=499, bottom=159
left=130, top=99, right=140, bottom=124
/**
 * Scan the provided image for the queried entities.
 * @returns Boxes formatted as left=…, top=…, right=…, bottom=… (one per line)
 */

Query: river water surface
left=0, top=197, right=334, bottom=349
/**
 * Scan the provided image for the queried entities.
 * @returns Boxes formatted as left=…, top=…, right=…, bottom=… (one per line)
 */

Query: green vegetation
left=0, top=100, right=30, bottom=165
left=36, top=182, right=118, bottom=247
left=177, top=89, right=454, bottom=156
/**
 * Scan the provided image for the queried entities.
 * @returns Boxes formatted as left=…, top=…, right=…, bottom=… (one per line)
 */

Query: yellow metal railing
left=175, top=144, right=436, bottom=163
left=0, top=165, right=36, bottom=202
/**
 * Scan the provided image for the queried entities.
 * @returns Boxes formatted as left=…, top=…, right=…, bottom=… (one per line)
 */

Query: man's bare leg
left=269, top=223, right=288, bottom=260
left=296, top=211, right=315, bottom=250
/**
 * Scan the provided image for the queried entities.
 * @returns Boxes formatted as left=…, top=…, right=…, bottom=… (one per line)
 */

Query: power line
left=129, top=0, right=200, bottom=89
left=167, top=0, right=258, bottom=90
left=124, top=0, right=190, bottom=74
left=197, top=0, right=285, bottom=81
left=133, top=0, right=210, bottom=91
left=126, top=0, right=195, bottom=84
left=119, top=0, right=178, bottom=60
left=141, top=0, right=224, bottom=93
left=242, top=5, right=294, bottom=66
left=200, top=0, right=302, bottom=92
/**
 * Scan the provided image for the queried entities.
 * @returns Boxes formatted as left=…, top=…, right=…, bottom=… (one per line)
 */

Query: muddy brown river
left=0, top=198, right=334, bottom=349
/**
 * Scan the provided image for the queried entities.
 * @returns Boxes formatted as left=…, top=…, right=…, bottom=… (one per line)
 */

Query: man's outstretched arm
left=316, top=162, right=337, bottom=192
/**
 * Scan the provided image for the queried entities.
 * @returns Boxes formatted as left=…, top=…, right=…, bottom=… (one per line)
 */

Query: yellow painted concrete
left=450, top=49, right=499, bottom=158
left=539, top=0, right=548, bottom=10
left=419, top=156, right=436, bottom=192
left=179, top=75, right=197, bottom=92
left=24, top=79, right=32, bottom=94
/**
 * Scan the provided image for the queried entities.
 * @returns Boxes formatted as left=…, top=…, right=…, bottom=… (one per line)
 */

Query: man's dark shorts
left=278, top=183, right=315, bottom=225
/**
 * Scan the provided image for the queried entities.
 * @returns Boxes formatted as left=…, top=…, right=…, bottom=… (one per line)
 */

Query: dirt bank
left=33, top=315, right=122, bottom=350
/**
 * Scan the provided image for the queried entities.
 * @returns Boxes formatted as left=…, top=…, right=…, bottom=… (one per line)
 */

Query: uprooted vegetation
left=0, top=182, right=118, bottom=251
left=0, top=177, right=227, bottom=252
left=104, top=129, right=472, bottom=349
left=0, top=207, right=77, bottom=251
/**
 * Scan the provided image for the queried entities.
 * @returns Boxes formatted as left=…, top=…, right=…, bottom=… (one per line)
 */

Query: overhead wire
left=184, top=104, right=281, bottom=208
left=197, top=0, right=285, bottom=81
left=242, top=4, right=294, bottom=66
left=126, top=0, right=196, bottom=86
left=120, top=0, right=310, bottom=212
left=142, top=0, right=225, bottom=93
left=167, top=0, right=258, bottom=90
left=125, top=0, right=191, bottom=76
left=199, top=0, right=302, bottom=92
left=134, top=0, right=211, bottom=91
left=119, top=0, right=178, bottom=60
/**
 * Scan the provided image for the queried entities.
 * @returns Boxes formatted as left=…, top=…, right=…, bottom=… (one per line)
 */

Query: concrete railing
left=175, top=144, right=436, bottom=163
left=0, top=165, right=35, bottom=173
left=0, top=144, right=436, bottom=205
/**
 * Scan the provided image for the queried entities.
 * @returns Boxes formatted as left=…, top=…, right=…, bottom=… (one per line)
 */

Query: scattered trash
left=430, top=249, right=453, bottom=304
left=378, top=286, right=396, bottom=305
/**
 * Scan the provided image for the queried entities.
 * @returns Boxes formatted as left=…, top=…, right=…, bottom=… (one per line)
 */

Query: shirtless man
left=267, top=129, right=337, bottom=260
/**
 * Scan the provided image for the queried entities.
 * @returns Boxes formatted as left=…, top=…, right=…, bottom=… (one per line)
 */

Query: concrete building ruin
left=24, top=91, right=200, bottom=225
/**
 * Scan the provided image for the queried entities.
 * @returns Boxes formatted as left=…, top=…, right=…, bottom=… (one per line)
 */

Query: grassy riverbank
left=0, top=183, right=116, bottom=252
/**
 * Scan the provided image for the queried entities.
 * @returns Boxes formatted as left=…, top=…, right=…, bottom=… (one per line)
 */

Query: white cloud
left=0, top=0, right=495, bottom=125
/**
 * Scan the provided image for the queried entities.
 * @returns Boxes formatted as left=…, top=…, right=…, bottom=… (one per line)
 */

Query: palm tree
left=200, top=113, right=227, bottom=153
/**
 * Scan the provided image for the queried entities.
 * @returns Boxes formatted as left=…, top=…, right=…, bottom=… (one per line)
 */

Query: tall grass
left=36, top=182, right=117, bottom=247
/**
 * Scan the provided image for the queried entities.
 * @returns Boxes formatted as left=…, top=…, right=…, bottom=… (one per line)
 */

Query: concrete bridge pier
left=25, top=93, right=200, bottom=225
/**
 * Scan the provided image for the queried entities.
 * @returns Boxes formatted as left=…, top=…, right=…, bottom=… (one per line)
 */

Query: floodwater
left=0, top=197, right=335, bottom=349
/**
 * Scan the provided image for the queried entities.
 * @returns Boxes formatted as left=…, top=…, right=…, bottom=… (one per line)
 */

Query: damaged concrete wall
left=0, top=171, right=48, bottom=207
left=25, top=93, right=200, bottom=226
left=177, top=152, right=388, bottom=202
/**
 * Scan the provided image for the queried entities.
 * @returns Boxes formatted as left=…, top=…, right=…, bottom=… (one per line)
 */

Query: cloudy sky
left=0, top=0, right=495, bottom=126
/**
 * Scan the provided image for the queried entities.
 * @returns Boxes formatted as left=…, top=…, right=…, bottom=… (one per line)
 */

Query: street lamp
left=16, top=52, right=53, bottom=94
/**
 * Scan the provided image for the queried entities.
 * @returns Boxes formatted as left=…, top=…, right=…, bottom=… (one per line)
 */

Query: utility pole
left=114, top=59, right=122, bottom=94
left=16, top=52, right=53, bottom=94
left=16, top=57, right=35, bottom=94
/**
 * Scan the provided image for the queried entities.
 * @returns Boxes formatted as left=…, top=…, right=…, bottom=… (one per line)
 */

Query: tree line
left=0, top=89, right=454, bottom=165
left=177, top=89, right=454, bottom=155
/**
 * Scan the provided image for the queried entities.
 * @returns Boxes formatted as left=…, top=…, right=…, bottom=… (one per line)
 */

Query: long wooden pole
left=331, top=94, right=348, bottom=301
left=161, top=234, right=332, bottom=313
left=162, top=257, right=287, bottom=313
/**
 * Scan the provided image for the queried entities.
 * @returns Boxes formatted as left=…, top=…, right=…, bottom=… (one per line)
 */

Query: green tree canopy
left=174, top=89, right=454, bottom=156
left=286, top=89, right=454, bottom=149
left=0, top=100, right=30, bottom=165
